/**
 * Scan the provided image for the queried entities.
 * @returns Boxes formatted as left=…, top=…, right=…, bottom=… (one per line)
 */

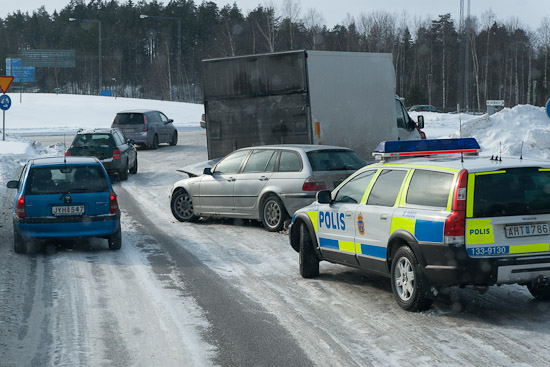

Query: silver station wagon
left=170, top=145, right=366, bottom=231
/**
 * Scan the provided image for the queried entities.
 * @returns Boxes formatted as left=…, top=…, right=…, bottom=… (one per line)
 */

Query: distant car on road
left=200, top=113, right=206, bottom=129
left=408, top=105, right=441, bottom=113
left=170, top=145, right=366, bottom=232
left=65, top=128, right=137, bottom=181
left=7, top=156, right=122, bottom=253
left=111, top=109, right=178, bottom=149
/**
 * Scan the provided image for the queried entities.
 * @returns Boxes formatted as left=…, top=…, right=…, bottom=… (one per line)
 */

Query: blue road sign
left=0, top=94, right=11, bottom=111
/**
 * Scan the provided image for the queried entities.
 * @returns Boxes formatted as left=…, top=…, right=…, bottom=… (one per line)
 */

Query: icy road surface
left=2, top=130, right=550, bottom=366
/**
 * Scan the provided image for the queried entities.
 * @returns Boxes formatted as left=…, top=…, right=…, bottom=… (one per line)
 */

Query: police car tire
left=13, top=228, right=26, bottom=254
left=299, top=223, right=319, bottom=278
left=261, top=195, right=287, bottom=232
left=527, top=282, right=550, bottom=301
left=171, top=189, right=199, bottom=222
left=108, top=227, right=122, bottom=250
left=391, top=246, right=433, bottom=312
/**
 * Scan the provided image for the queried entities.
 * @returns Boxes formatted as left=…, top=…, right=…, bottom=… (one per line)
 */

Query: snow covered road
left=2, top=130, right=550, bottom=366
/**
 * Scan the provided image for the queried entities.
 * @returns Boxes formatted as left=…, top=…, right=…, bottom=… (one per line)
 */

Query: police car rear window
left=473, top=168, right=550, bottom=218
left=406, top=170, right=454, bottom=208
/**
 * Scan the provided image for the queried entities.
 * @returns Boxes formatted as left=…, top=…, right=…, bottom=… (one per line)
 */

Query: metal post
left=98, top=21, right=102, bottom=95
left=3, top=110, right=5, bottom=141
left=177, top=18, right=182, bottom=101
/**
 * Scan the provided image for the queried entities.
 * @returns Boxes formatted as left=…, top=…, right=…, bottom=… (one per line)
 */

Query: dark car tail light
left=113, top=149, right=121, bottom=159
left=16, top=196, right=26, bottom=218
left=65, top=150, right=71, bottom=156
left=302, top=176, right=327, bottom=191
left=143, top=115, right=148, bottom=132
left=444, top=169, right=468, bottom=245
left=110, top=192, right=119, bottom=214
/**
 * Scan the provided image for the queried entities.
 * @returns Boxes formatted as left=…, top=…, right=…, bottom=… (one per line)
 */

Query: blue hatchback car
left=7, top=156, right=121, bottom=253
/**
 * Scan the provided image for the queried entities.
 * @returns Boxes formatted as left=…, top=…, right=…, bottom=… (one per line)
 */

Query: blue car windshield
left=26, top=166, right=109, bottom=195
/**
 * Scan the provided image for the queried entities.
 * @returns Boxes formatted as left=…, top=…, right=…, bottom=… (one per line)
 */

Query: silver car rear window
left=307, top=150, right=365, bottom=172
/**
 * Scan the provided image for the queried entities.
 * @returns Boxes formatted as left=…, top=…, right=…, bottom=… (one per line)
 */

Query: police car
left=289, top=138, right=550, bottom=311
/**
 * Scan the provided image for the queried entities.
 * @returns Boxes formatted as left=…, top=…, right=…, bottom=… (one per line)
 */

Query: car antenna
left=459, top=105, right=464, bottom=163
left=520, top=141, right=523, bottom=160
left=499, top=142, right=502, bottom=161
left=63, top=134, right=67, bottom=164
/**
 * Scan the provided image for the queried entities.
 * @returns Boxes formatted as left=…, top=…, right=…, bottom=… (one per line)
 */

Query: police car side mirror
left=316, top=190, right=332, bottom=204
left=417, top=115, right=425, bottom=129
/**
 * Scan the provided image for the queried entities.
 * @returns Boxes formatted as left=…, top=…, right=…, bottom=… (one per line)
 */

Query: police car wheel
left=299, top=223, right=319, bottom=278
left=391, top=246, right=432, bottom=312
left=527, top=282, right=550, bottom=301
left=171, top=189, right=199, bottom=222
left=261, top=195, right=287, bottom=232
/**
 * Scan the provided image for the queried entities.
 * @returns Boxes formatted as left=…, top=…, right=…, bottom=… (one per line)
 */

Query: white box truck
left=202, top=50, right=424, bottom=160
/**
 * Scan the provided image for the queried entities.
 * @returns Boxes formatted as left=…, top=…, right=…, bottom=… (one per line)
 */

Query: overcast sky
left=1, top=0, right=548, bottom=30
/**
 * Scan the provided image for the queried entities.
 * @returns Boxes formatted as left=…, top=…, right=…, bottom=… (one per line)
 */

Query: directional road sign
left=0, top=94, right=11, bottom=111
left=0, top=76, right=14, bottom=93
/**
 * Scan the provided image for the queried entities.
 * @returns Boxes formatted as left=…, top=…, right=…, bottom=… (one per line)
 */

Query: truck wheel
left=108, top=227, right=122, bottom=250
left=171, top=189, right=198, bottom=222
left=299, top=223, right=319, bottom=278
left=169, top=131, right=178, bottom=146
left=527, top=282, right=550, bottom=300
left=391, top=246, right=433, bottom=312
left=261, top=195, right=288, bottom=232
left=119, top=159, right=129, bottom=181
left=13, top=228, right=26, bottom=254
left=129, top=156, right=138, bottom=174
left=151, top=134, right=159, bottom=150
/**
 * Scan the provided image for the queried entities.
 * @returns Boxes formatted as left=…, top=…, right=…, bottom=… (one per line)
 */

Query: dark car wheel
left=108, top=227, right=122, bottom=250
left=171, top=189, right=198, bottom=222
left=261, top=195, right=288, bottom=232
left=13, top=227, right=26, bottom=254
left=391, top=246, right=433, bottom=312
left=299, top=223, right=319, bottom=278
left=119, top=159, right=129, bottom=181
left=169, top=131, right=178, bottom=146
left=129, top=155, right=138, bottom=174
left=150, top=134, right=159, bottom=150
left=527, top=282, right=550, bottom=300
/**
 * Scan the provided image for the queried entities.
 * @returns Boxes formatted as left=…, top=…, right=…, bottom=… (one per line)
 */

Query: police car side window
left=334, top=170, right=376, bottom=204
left=367, top=169, right=407, bottom=207
left=406, top=170, right=454, bottom=208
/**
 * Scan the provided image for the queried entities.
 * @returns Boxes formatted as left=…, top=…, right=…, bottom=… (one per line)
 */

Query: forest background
left=1, top=0, right=550, bottom=111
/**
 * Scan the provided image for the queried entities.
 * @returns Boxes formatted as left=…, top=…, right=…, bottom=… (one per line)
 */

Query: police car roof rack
left=372, top=138, right=481, bottom=162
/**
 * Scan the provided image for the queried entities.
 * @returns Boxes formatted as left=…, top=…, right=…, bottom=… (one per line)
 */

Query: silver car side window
left=242, top=150, right=275, bottom=173
left=214, top=150, right=249, bottom=174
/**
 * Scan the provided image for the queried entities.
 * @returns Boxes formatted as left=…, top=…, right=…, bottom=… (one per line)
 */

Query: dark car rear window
left=114, top=113, right=145, bottom=125
left=71, top=133, right=115, bottom=148
left=26, top=166, right=109, bottom=195
left=473, top=168, right=550, bottom=217
left=307, top=150, right=365, bottom=172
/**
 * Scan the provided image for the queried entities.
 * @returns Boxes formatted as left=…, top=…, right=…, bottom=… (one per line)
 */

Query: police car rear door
left=317, top=169, right=378, bottom=266
left=355, top=168, right=409, bottom=272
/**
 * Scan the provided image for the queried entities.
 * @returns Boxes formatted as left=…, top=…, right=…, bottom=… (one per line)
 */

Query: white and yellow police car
left=289, top=138, right=550, bottom=311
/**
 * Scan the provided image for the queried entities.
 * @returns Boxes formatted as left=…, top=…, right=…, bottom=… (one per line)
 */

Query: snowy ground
left=2, top=94, right=550, bottom=366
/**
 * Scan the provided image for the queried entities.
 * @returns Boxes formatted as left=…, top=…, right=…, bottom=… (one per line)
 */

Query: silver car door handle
left=259, top=176, right=269, bottom=181
left=228, top=177, right=235, bottom=182
left=380, top=214, right=389, bottom=221
left=345, top=211, right=353, bottom=218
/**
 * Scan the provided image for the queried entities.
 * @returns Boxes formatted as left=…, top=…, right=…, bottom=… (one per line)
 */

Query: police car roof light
left=373, top=138, right=481, bottom=159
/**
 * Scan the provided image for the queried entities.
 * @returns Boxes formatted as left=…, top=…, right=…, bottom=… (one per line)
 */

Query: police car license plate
left=52, top=205, right=85, bottom=216
left=505, top=224, right=549, bottom=238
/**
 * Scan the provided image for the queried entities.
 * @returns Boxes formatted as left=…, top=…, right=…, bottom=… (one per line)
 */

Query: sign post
left=486, top=99, right=504, bottom=116
left=0, top=76, right=15, bottom=141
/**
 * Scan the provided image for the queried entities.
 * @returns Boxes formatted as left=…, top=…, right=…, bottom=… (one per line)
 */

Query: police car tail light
left=110, top=192, right=119, bottom=214
left=302, top=176, right=327, bottom=191
left=113, top=149, right=121, bottom=160
left=16, top=196, right=26, bottom=218
left=444, top=169, right=468, bottom=245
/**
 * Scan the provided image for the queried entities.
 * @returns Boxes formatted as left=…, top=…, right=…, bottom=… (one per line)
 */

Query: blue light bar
left=373, top=138, right=481, bottom=159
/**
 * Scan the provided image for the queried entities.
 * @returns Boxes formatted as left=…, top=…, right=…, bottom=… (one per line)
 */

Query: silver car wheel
left=171, top=190, right=198, bottom=222
left=264, top=200, right=281, bottom=227
left=394, top=256, right=415, bottom=302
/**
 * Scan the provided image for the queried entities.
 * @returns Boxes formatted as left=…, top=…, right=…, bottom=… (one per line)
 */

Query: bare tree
left=281, top=0, right=301, bottom=50
left=303, top=8, right=325, bottom=50
left=254, top=3, right=279, bottom=52
left=481, top=9, right=496, bottom=103
left=538, top=16, right=550, bottom=90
